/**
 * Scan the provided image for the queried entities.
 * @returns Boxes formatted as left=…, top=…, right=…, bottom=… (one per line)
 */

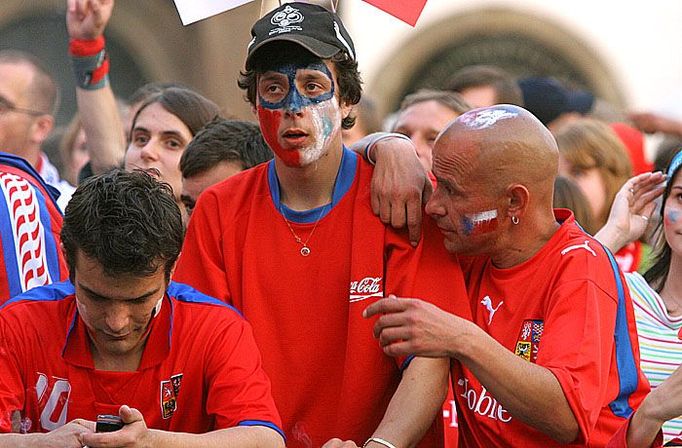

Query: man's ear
left=29, top=114, right=54, bottom=146
left=340, top=101, right=354, bottom=125
left=506, top=183, right=529, bottom=217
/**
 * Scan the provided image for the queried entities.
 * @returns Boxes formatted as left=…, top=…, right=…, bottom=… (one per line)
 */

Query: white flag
left=173, top=0, right=256, bottom=26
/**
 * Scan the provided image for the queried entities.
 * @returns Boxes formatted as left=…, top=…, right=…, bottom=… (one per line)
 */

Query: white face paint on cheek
left=301, top=97, right=342, bottom=166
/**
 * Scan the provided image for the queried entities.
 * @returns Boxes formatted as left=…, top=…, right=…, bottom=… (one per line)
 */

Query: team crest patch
left=160, top=373, right=183, bottom=419
left=514, top=320, right=543, bottom=363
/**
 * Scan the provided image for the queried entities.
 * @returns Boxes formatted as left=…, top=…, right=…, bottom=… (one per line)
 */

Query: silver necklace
left=280, top=205, right=327, bottom=256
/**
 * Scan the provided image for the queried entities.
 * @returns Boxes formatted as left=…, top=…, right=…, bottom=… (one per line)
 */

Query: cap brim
left=246, top=35, right=340, bottom=69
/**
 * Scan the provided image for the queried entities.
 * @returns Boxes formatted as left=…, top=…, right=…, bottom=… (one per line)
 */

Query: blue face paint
left=258, top=62, right=335, bottom=111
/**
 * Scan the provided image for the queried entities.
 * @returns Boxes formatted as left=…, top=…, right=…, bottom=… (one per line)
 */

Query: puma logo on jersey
left=481, top=295, right=503, bottom=325
left=561, top=240, right=597, bottom=257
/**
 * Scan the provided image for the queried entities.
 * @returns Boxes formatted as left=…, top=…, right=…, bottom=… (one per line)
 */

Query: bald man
left=364, top=105, right=650, bottom=447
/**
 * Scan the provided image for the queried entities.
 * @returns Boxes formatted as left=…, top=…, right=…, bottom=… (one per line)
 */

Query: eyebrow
left=180, top=194, right=196, bottom=208
left=79, top=283, right=161, bottom=302
left=132, top=127, right=187, bottom=141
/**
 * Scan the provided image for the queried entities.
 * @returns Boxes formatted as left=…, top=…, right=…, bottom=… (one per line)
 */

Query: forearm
left=146, top=426, right=285, bottom=448
left=625, top=405, right=663, bottom=448
left=76, top=84, right=125, bottom=173
left=594, top=223, right=630, bottom=253
left=457, top=326, right=579, bottom=443
left=0, top=433, right=45, bottom=448
left=369, top=357, right=449, bottom=448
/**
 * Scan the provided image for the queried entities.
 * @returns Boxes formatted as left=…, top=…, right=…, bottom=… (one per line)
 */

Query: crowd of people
left=1, top=0, right=682, bottom=447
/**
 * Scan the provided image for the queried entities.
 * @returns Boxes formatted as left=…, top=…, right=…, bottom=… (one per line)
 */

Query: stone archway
left=368, top=7, right=625, bottom=116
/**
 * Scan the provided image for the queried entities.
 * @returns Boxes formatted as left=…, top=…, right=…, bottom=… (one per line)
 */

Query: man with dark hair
left=175, top=3, right=466, bottom=447
left=0, top=170, right=284, bottom=447
left=0, top=50, right=74, bottom=209
left=179, top=117, right=273, bottom=217
left=392, top=89, right=471, bottom=171
left=445, top=64, right=523, bottom=108
left=0, top=151, right=67, bottom=303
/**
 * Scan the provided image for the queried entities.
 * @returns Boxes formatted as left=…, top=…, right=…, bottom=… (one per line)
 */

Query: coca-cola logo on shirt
left=349, top=276, right=382, bottom=303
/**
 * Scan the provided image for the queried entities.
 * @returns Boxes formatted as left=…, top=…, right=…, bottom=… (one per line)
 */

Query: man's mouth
left=282, top=129, right=309, bottom=142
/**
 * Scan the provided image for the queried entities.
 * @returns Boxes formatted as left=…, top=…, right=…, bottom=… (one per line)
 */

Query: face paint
left=257, top=61, right=340, bottom=167
left=462, top=209, right=498, bottom=236
left=458, top=107, right=518, bottom=130
left=665, top=209, right=680, bottom=226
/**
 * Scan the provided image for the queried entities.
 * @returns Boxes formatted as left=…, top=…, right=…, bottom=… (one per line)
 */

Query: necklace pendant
left=300, top=246, right=311, bottom=256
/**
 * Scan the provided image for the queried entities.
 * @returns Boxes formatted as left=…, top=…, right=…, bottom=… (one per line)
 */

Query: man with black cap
left=175, top=3, right=466, bottom=447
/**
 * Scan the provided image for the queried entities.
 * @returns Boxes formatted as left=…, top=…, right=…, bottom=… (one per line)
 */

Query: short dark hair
left=237, top=41, right=362, bottom=130
left=180, top=117, right=273, bottom=179
left=445, top=65, right=523, bottom=107
left=398, top=89, right=471, bottom=115
left=130, top=87, right=221, bottom=141
left=0, top=50, right=60, bottom=116
left=61, top=169, right=184, bottom=281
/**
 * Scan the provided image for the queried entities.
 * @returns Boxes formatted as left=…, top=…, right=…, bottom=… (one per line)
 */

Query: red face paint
left=257, top=105, right=301, bottom=167
left=461, top=210, right=498, bottom=236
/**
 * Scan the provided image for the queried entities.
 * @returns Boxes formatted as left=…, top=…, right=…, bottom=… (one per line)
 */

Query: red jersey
left=175, top=150, right=467, bottom=447
left=0, top=152, right=67, bottom=303
left=0, top=281, right=283, bottom=438
left=454, top=209, right=649, bottom=447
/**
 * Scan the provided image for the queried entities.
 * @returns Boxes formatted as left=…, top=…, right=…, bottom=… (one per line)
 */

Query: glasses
left=0, top=96, right=47, bottom=116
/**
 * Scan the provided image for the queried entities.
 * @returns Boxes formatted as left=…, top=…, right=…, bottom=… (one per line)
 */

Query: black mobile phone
left=95, top=414, right=123, bottom=432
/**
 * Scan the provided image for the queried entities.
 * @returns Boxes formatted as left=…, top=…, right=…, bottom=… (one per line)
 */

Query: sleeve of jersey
left=204, top=312, right=284, bottom=440
left=0, top=317, right=25, bottom=433
left=605, top=415, right=663, bottom=448
left=384, top=217, right=469, bottom=369
left=537, top=278, right=618, bottom=444
left=174, top=190, right=231, bottom=303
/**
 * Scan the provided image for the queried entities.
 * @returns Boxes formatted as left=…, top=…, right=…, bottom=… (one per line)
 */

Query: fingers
left=363, top=295, right=407, bottom=319
left=119, top=405, right=143, bottom=424
left=406, top=194, right=423, bottom=247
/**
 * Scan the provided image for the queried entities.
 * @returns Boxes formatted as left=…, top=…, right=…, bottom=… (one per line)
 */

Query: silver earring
left=511, top=216, right=519, bottom=225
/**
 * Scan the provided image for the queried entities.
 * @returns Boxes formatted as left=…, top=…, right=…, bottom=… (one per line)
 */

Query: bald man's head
left=427, top=105, right=560, bottom=258
left=434, top=105, right=558, bottom=200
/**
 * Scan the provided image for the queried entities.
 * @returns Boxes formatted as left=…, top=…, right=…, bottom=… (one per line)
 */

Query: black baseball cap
left=246, top=2, right=356, bottom=69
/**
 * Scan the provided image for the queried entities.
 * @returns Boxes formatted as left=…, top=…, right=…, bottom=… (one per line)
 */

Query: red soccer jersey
left=453, top=209, right=649, bottom=447
left=175, top=152, right=467, bottom=447
left=606, top=416, right=664, bottom=448
left=0, top=153, right=67, bottom=303
left=0, top=281, right=283, bottom=438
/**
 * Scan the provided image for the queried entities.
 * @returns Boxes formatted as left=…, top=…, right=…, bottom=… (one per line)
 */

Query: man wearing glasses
left=0, top=51, right=74, bottom=210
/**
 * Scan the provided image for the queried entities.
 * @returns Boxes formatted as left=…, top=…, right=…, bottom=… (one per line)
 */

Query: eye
left=165, top=138, right=184, bottom=150
left=132, top=133, right=149, bottom=146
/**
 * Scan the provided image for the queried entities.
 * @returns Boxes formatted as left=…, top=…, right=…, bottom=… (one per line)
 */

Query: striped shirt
left=627, top=272, right=682, bottom=443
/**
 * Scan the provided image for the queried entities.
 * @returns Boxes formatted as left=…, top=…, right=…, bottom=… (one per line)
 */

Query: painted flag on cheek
left=361, top=0, right=428, bottom=26
left=462, top=210, right=498, bottom=236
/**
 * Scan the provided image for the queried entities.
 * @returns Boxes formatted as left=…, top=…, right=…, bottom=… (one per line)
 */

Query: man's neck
left=275, top=143, right=344, bottom=211
left=90, top=339, right=147, bottom=372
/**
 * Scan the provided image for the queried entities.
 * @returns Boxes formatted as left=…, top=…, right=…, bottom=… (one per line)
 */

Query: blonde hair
left=555, top=119, right=632, bottom=228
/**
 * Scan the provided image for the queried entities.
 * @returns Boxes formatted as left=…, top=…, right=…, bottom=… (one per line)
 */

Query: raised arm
left=66, top=0, right=125, bottom=176
left=350, top=133, right=432, bottom=246
left=595, top=171, right=665, bottom=253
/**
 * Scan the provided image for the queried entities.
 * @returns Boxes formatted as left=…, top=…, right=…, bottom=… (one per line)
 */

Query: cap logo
left=333, top=21, right=355, bottom=60
left=269, top=5, right=304, bottom=35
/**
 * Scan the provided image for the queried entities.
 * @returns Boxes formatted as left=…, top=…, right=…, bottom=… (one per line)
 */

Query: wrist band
left=69, top=36, right=109, bottom=90
left=363, top=437, right=398, bottom=448
left=363, top=132, right=413, bottom=166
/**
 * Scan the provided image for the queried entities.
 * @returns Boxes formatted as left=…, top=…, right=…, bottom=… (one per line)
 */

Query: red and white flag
left=361, top=0, right=428, bottom=26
